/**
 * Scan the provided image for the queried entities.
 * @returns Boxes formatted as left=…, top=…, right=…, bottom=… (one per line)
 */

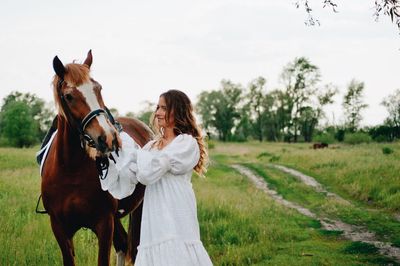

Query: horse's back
left=117, top=117, right=153, bottom=147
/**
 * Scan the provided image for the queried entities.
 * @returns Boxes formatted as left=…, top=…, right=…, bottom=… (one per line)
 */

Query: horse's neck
left=55, top=116, right=89, bottom=166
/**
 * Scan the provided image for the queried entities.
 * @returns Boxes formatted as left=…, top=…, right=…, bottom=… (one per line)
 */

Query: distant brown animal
left=313, top=142, right=329, bottom=149
left=41, top=50, right=153, bottom=266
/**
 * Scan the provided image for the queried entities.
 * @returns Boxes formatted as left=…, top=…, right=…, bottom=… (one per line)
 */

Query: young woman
left=100, top=90, right=213, bottom=266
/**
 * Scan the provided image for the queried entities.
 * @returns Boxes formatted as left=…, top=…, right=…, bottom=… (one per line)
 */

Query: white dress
left=99, top=132, right=213, bottom=266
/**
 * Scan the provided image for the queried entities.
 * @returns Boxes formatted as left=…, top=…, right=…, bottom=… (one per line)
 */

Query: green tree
left=136, top=101, right=155, bottom=126
left=0, top=101, right=38, bottom=147
left=0, top=91, right=54, bottom=140
left=381, top=88, right=400, bottom=139
left=342, top=79, right=368, bottom=132
left=197, top=80, right=243, bottom=141
left=235, top=103, right=252, bottom=141
left=382, top=89, right=400, bottom=128
left=298, top=106, right=318, bottom=142
left=263, top=90, right=286, bottom=141
left=247, top=77, right=267, bottom=142
left=196, top=91, right=215, bottom=133
left=280, top=57, right=321, bottom=142
left=302, top=84, right=338, bottom=142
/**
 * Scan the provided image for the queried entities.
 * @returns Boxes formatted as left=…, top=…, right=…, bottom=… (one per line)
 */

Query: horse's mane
left=52, top=63, right=91, bottom=118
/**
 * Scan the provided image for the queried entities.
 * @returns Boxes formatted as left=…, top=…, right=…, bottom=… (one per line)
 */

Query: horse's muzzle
left=97, top=135, right=109, bottom=153
left=96, top=131, right=121, bottom=155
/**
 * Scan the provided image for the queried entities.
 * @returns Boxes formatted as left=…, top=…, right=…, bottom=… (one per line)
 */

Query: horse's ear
left=53, top=56, right=65, bottom=79
left=83, top=50, right=92, bottom=68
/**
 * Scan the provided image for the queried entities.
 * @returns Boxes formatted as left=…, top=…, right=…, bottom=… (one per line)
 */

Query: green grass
left=194, top=157, right=396, bottom=265
left=1, top=145, right=399, bottom=265
left=214, top=141, right=400, bottom=212
left=0, top=147, right=117, bottom=265
left=243, top=163, right=400, bottom=247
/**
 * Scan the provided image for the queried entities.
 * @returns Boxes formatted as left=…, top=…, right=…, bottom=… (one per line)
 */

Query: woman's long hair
left=151, top=89, right=208, bottom=176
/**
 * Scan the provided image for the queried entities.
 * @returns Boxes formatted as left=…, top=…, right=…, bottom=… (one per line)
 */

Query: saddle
left=36, top=116, right=58, bottom=172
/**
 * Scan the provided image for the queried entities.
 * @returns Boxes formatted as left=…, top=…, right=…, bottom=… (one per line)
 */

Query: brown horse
left=41, top=50, right=152, bottom=266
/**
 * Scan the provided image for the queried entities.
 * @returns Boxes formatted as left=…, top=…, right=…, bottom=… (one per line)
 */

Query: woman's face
left=155, top=96, right=174, bottom=128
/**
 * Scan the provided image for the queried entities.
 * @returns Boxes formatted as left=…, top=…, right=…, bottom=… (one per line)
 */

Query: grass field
left=1, top=142, right=399, bottom=265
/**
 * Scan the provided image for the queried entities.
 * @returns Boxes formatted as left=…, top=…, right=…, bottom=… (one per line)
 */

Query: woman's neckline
left=152, top=134, right=181, bottom=151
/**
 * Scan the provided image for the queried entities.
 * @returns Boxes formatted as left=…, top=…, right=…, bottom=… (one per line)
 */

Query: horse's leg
left=50, top=216, right=75, bottom=266
left=113, top=218, right=128, bottom=266
left=95, top=214, right=114, bottom=266
left=127, top=202, right=143, bottom=263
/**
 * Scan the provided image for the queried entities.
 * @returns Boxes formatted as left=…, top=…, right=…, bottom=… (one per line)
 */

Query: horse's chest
left=42, top=184, right=115, bottom=218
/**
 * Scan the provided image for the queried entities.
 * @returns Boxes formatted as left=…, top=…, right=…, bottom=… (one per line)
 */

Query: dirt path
left=231, top=164, right=400, bottom=263
left=271, top=164, right=400, bottom=222
left=270, top=164, right=350, bottom=205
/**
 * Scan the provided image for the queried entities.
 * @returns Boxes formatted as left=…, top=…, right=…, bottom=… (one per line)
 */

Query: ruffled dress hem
left=135, top=238, right=213, bottom=266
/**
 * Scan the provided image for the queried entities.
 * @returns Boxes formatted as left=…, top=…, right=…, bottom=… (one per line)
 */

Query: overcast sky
left=1, top=0, right=399, bottom=126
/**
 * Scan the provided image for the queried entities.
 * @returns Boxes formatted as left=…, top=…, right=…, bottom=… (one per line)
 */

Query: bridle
left=56, top=78, right=122, bottom=179
left=56, top=79, right=122, bottom=148
left=36, top=78, right=120, bottom=214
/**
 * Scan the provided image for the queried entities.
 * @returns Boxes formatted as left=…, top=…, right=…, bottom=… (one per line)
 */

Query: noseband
left=81, top=109, right=108, bottom=148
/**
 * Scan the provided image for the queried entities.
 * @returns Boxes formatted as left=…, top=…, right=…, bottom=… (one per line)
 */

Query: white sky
left=0, top=0, right=399, bottom=126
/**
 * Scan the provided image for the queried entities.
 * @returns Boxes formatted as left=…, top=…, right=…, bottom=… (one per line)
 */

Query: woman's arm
left=168, top=135, right=200, bottom=175
left=99, top=132, right=139, bottom=199
left=136, top=134, right=200, bottom=185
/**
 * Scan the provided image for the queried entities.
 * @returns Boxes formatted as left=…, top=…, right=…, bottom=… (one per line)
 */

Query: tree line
left=196, top=57, right=400, bottom=143
left=1, top=57, right=399, bottom=147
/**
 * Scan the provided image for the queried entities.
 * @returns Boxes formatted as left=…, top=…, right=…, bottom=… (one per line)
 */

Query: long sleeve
left=169, top=135, right=200, bottom=175
left=136, top=149, right=170, bottom=185
left=99, top=132, right=139, bottom=199
left=136, top=134, right=200, bottom=185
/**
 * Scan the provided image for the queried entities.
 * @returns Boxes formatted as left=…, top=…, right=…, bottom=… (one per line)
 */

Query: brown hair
left=151, top=89, right=208, bottom=176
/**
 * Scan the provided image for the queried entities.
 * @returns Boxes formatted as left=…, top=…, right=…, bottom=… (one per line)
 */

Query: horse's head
left=52, top=50, right=121, bottom=158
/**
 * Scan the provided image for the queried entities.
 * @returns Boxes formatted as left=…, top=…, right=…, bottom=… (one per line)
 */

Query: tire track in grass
left=231, top=164, right=400, bottom=263
left=270, top=164, right=349, bottom=204
left=271, top=164, right=400, bottom=222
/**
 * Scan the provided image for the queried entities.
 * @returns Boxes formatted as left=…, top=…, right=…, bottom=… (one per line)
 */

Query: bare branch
left=296, top=0, right=400, bottom=32
left=374, top=0, right=400, bottom=31
left=295, top=0, right=337, bottom=26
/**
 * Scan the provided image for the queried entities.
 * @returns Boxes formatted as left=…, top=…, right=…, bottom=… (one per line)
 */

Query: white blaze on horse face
left=77, top=82, right=113, bottom=134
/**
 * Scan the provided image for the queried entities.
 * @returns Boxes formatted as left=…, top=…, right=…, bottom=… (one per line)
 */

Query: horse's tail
left=127, top=201, right=143, bottom=263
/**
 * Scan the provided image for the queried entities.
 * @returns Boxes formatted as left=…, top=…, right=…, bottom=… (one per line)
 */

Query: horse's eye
left=64, top=93, right=73, bottom=102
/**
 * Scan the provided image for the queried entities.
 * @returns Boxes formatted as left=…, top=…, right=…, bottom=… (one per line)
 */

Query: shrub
left=344, top=132, right=371, bottom=145
left=369, top=124, right=398, bottom=142
left=231, top=134, right=247, bottom=142
left=374, top=135, right=390, bottom=143
left=382, top=147, right=394, bottom=155
left=335, top=128, right=345, bottom=142
left=257, top=152, right=273, bottom=159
